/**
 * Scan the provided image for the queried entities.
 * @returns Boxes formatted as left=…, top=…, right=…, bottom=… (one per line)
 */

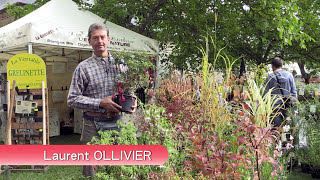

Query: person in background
left=67, top=23, right=137, bottom=177
left=264, top=57, right=297, bottom=127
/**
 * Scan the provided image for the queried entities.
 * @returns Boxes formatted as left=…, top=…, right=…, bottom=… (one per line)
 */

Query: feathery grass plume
left=244, top=79, right=282, bottom=128
left=196, top=36, right=237, bottom=140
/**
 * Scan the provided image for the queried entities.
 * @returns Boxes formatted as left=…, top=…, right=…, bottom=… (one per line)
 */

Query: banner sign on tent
left=0, top=0, right=159, bottom=55
left=7, top=53, right=47, bottom=89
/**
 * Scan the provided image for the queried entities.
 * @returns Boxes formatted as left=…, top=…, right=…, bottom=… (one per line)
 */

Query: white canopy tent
left=0, top=0, right=159, bottom=138
left=0, top=0, right=159, bottom=56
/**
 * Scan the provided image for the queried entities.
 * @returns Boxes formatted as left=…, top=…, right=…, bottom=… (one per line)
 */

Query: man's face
left=88, top=29, right=110, bottom=55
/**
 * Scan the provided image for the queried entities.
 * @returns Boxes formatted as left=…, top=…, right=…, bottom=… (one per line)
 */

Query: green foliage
left=136, top=102, right=182, bottom=173
left=5, top=3, right=34, bottom=20
left=6, top=0, right=319, bottom=72
left=198, top=37, right=237, bottom=139
left=291, top=83, right=320, bottom=173
left=298, top=83, right=320, bottom=99
left=85, top=0, right=316, bottom=71
left=0, top=166, right=83, bottom=180
left=282, top=0, right=320, bottom=76
left=89, top=103, right=181, bottom=179
left=5, top=0, right=84, bottom=20
left=275, top=0, right=314, bottom=48
left=88, top=0, right=144, bottom=32
left=154, top=38, right=283, bottom=179
left=89, top=121, right=143, bottom=179
left=296, top=121, right=320, bottom=169
left=251, top=63, right=268, bottom=87
left=244, top=79, right=282, bottom=127
left=112, top=51, right=155, bottom=94
left=5, top=0, right=50, bottom=19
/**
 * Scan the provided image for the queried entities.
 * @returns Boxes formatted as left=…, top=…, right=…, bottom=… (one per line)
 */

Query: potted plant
left=112, top=51, right=155, bottom=112
left=293, top=102, right=320, bottom=177
left=306, top=127, right=320, bottom=178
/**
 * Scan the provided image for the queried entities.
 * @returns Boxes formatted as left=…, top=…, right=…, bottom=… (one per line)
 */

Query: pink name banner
left=0, top=145, right=168, bottom=165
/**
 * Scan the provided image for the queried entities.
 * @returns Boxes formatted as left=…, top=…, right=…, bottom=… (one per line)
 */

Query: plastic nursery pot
left=301, top=163, right=312, bottom=174
left=113, top=94, right=136, bottom=112
left=311, top=167, right=320, bottom=179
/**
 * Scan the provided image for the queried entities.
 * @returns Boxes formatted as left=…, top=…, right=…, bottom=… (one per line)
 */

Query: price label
left=298, top=88, right=304, bottom=96
left=310, top=105, right=316, bottom=113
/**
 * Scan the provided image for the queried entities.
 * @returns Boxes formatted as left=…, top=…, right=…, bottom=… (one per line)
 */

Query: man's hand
left=126, top=96, right=138, bottom=114
left=99, top=96, right=122, bottom=113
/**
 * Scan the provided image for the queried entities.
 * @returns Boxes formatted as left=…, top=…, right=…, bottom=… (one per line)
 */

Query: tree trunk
left=137, top=0, right=168, bottom=35
left=298, top=62, right=311, bottom=84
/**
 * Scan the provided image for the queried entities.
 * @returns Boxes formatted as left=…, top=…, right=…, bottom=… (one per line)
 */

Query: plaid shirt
left=67, top=53, right=119, bottom=113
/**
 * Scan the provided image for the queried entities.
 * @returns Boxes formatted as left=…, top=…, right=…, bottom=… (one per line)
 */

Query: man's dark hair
left=88, top=23, right=109, bottom=40
left=271, top=57, right=283, bottom=68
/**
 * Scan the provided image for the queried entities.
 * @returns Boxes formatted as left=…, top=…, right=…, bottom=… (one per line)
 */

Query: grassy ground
left=1, top=166, right=84, bottom=180
left=0, top=134, right=319, bottom=180
left=49, top=134, right=81, bottom=145
left=0, top=134, right=85, bottom=180
left=287, top=168, right=316, bottom=180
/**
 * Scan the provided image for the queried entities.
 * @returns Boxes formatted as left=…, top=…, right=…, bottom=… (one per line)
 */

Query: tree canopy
left=5, top=0, right=320, bottom=80
left=87, top=0, right=316, bottom=72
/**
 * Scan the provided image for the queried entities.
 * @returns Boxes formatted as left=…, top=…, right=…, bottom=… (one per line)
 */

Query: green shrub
left=89, top=103, right=181, bottom=179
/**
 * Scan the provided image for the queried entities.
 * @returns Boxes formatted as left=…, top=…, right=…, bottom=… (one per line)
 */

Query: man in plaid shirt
left=67, top=23, right=137, bottom=177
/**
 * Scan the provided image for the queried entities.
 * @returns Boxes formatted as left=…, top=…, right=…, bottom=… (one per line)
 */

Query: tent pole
left=28, top=43, right=33, bottom=54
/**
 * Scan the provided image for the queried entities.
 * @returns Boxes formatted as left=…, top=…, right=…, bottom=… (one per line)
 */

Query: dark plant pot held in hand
left=112, top=51, right=155, bottom=106
left=113, top=94, right=136, bottom=112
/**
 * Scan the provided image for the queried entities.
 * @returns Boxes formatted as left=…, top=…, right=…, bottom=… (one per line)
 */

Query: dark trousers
left=80, top=115, right=121, bottom=177
left=81, top=118, right=98, bottom=177
left=272, top=106, right=287, bottom=127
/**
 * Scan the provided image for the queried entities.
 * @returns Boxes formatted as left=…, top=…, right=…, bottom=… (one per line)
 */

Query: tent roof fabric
left=0, top=0, right=159, bottom=55
left=0, top=0, right=36, bottom=10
